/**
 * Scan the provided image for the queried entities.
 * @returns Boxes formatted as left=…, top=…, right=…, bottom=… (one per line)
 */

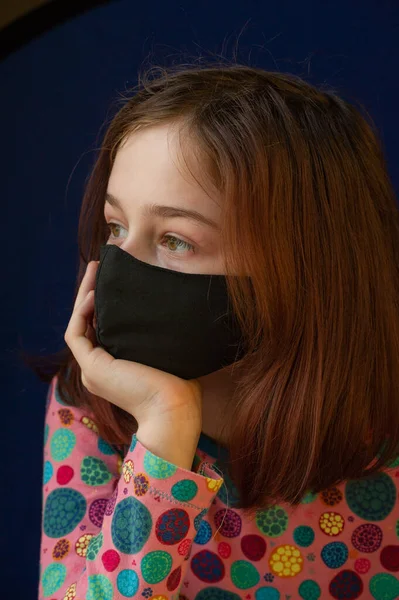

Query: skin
left=106, top=123, right=238, bottom=446
left=65, top=123, right=238, bottom=469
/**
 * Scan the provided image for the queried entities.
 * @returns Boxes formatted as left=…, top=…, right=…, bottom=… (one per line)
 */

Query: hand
left=64, top=261, right=203, bottom=469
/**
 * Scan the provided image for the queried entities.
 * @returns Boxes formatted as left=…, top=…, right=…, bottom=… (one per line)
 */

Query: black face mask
left=94, top=244, right=248, bottom=380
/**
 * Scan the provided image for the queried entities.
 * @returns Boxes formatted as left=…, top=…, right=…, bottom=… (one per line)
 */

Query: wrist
left=136, top=424, right=201, bottom=471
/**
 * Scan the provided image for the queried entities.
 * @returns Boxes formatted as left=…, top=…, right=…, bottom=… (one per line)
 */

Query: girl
left=38, top=63, right=399, bottom=600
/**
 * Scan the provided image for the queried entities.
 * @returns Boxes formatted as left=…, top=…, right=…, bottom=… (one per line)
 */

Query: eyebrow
left=105, top=192, right=220, bottom=231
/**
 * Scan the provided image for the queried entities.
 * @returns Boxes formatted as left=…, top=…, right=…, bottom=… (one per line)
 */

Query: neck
left=197, top=365, right=238, bottom=447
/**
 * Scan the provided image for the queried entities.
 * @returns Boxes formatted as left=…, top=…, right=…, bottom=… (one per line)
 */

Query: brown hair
left=35, top=61, right=399, bottom=516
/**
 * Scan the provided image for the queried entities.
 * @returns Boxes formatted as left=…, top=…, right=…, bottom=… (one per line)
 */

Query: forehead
left=108, top=124, right=221, bottom=212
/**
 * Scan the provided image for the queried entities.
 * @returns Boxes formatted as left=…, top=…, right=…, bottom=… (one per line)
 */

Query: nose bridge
left=119, top=221, right=152, bottom=264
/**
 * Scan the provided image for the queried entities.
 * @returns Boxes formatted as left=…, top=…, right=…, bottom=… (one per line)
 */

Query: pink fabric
left=39, top=375, right=399, bottom=599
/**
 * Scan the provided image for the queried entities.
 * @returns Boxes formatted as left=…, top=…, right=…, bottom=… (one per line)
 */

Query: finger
left=66, top=290, right=96, bottom=360
left=65, top=289, right=116, bottom=397
left=73, top=261, right=99, bottom=311
left=73, top=262, right=98, bottom=310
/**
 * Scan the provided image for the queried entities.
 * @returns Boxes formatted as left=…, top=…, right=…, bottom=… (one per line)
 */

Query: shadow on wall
left=0, top=0, right=112, bottom=59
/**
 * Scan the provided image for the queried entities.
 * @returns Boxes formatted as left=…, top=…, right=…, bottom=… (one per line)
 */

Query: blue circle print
left=43, top=461, right=53, bottom=485
left=255, top=588, right=281, bottom=600
left=111, top=496, right=152, bottom=553
left=117, top=569, right=139, bottom=597
left=194, top=508, right=209, bottom=531
left=129, top=435, right=138, bottom=453
left=194, top=520, right=213, bottom=545
left=321, top=542, right=348, bottom=568
left=98, top=437, right=116, bottom=455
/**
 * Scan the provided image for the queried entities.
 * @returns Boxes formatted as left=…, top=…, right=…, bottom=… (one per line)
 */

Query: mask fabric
left=94, top=244, right=248, bottom=380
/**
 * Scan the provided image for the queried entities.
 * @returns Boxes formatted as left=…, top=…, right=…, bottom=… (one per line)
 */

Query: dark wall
left=1, top=0, right=398, bottom=595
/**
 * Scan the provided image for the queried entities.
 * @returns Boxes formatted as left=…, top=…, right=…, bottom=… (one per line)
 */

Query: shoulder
left=44, top=374, right=100, bottom=443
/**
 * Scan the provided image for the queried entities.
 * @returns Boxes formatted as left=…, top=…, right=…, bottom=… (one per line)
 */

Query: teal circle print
left=298, top=579, right=321, bottom=600
left=369, top=573, right=399, bottom=600
left=214, top=462, right=240, bottom=507
left=345, top=472, right=396, bottom=520
left=98, top=437, right=116, bottom=455
left=50, top=428, right=76, bottom=461
left=43, top=461, right=53, bottom=485
left=256, top=506, right=288, bottom=537
left=388, top=454, right=399, bottom=468
left=54, top=385, right=68, bottom=405
left=111, top=496, right=152, bottom=553
left=195, top=587, right=242, bottom=600
left=41, top=563, right=66, bottom=597
left=44, top=423, right=49, bottom=445
left=43, top=488, right=86, bottom=537
left=230, top=560, right=260, bottom=589
left=141, top=550, right=173, bottom=583
left=293, top=526, right=315, bottom=548
left=301, top=491, right=317, bottom=504
left=255, top=588, right=281, bottom=600
left=171, top=479, right=198, bottom=502
left=87, top=532, right=104, bottom=561
left=81, top=456, right=112, bottom=486
left=117, top=569, right=139, bottom=597
left=87, top=574, right=113, bottom=600
left=129, top=435, right=138, bottom=453
left=143, top=451, right=177, bottom=479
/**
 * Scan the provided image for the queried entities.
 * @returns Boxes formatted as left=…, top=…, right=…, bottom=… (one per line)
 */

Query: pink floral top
left=39, top=375, right=399, bottom=600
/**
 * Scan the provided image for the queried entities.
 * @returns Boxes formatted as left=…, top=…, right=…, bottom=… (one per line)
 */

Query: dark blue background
left=1, top=0, right=398, bottom=595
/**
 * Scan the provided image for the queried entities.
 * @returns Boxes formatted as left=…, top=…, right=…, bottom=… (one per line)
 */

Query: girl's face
left=104, top=123, right=225, bottom=274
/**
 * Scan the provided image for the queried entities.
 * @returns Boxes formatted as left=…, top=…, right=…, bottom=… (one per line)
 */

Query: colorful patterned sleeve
left=39, top=376, right=224, bottom=600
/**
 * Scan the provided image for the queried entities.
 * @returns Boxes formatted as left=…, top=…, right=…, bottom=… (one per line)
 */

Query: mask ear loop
left=213, top=465, right=229, bottom=541
left=199, top=461, right=229, bottom=541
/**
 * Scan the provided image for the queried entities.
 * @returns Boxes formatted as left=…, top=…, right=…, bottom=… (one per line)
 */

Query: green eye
left=107, top=223, right=127, bottom=239
left=163, top=235, right=194, bottom=253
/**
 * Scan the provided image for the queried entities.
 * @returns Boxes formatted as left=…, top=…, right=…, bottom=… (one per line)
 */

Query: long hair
left=33, top=61, right=399, bottom=516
